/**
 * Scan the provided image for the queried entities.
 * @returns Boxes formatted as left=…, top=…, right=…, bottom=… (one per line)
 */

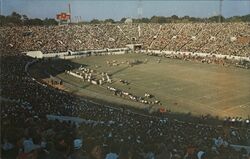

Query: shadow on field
left=30, top=58, right=84, bottom=79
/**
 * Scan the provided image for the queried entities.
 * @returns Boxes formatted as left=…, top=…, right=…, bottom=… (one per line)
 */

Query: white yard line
left=223, top=101, right=250, bottom=112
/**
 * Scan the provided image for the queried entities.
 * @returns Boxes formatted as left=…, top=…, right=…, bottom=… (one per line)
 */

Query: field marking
left=111, top=64, right=249, bottom=116
left=173, top=88, right=183, bottom=91
left=223, top=101, right=250, bottom=113
left=154, top=90, right=223, bottom=114
left=205, top=92, right=249, bottom=106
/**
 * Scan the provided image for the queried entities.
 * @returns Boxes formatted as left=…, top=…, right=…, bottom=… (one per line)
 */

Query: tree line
left=0, top=12, right=249, bottom=26
left=0, top=12, right=58, bottom=26
left=93, top=14, right=250, bottom=24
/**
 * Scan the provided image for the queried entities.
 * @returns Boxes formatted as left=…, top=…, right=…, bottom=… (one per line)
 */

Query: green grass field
left=31, top=53, right=250, bottom=118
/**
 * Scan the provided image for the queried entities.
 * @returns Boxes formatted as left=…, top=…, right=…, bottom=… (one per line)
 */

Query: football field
left=31, top=53, right=250, bottom=118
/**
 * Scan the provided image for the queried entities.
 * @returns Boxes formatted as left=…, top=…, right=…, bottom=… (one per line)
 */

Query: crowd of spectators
left=1, top=23, right=250, bottom=159
left=1, top=23, right=249, bottom=56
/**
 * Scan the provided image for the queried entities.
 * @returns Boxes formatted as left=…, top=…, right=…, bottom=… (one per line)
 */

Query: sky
left=1, top=0, right=250, bottom=21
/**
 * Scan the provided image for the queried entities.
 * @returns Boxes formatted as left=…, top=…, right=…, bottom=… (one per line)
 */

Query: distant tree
left=189, top=17, right=199, bottom=22
left=22, top=14, right=29, bottom=22
left=43, top=18, right=58, bottom=25
left=150, top=16, right=167, bottom=23
left=25, top=18, right=43, bottom=25
left=0, top=15, right=6, bottom=26
left=0, top=12, right=59, bottom=26
left=158, top=16, right=167, bottom=23
left=208, top=15, right=225, bottom=22
left=171, top=15, right=179, bottom=20
left=11, top=12, right=22, bottom=20
left=183, top=16, right=190, bottom=19
left=150, top=16, right=158, bottom=23
left=120, top=17, right=126, bottom=23
left=227, top=16, right=242, bottom=22
left=6, top=12, right=22, bottom=25
left=141, top=17, right=150, bottom=23
left=240, top=14, right=250, bottom=22
left=90, top=19, right=100, bottom=24
left=133, top=17, right=150, bottom=23
left=104, top=18, right=115, bottom=23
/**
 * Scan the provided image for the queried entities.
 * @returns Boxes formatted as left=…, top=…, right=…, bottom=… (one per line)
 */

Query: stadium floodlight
left=68, top=3, right=71, bottom=23
left=137, top=0, right=142, bottom=19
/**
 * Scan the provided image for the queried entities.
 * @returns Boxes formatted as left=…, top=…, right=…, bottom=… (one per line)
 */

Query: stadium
left=30, top=46, right=250, bottom=118
left=1, top=1, right=250, bottom=159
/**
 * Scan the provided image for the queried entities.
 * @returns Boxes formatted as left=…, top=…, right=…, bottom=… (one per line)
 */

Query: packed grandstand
left=1, top=23, right=250, bottom=56
left=1, top=22, right=250, bottom=159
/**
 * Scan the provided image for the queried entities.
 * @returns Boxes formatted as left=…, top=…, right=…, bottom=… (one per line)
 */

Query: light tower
left=68, top=3, right=72, bottom=23
left=219, top=0, right=223, bottom=23
left=137, top=0, right=142, bottom=19
left=137, top=0, right=142, bottom=37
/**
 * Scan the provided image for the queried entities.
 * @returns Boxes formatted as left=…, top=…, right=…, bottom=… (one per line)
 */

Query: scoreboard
left=56, top=12, right=71, bottom=23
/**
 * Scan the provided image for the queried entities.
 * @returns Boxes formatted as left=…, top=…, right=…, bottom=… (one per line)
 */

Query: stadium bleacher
left=1, top=23, right=249, bottom=56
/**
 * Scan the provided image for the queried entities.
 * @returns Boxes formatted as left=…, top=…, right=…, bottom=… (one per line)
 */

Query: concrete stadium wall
left=43, top=52, right=68, bottom=58
left=25, top=51, right=43, bottom=58
left=47, top=115, right=99, bottom=125
left=231, top=144, right=250, bottom=154
left=59, top=49, right=129, bottom=59
left=26, top=48, right=250, bottom=62
left=59, top=54, right=90, bottom=59
left=26, top=47, right=130, bottom=59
